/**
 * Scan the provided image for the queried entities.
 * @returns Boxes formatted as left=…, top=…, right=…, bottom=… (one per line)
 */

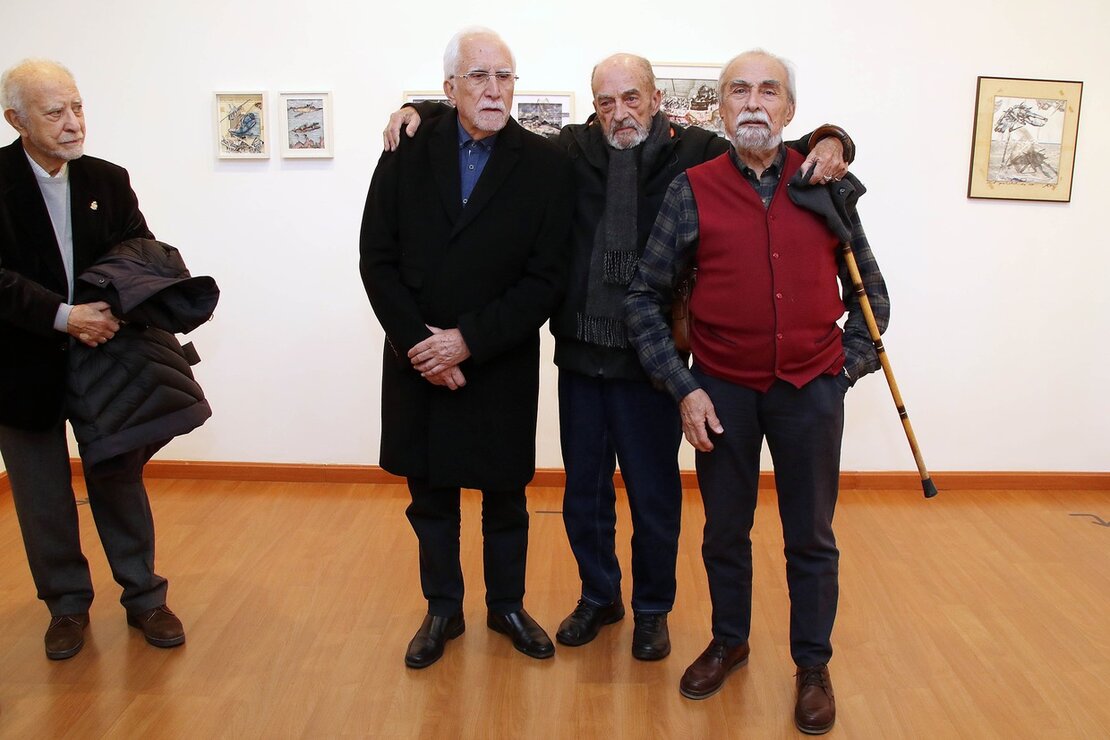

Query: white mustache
left=736, top=111, right=771, bottom=126
left=479, top=103, right=507, bottom=112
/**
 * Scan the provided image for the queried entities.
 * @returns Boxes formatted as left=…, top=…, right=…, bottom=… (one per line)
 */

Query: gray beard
left=604, top=117, right=649, bottom=150
left=732, top=124, right=782, bottom=152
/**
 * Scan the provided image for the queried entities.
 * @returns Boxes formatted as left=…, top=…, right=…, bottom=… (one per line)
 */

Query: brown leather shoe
left=795, top=664, right=836, bottom=734
left=679, top=640, right=750, bottom=699
left=45, top=613, right=90, bottom=660
left=127, top=605, right=185, bottom=648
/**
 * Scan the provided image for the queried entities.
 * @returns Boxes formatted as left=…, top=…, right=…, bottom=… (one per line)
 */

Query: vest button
left=775, top=292, right=783, bottom=299
left=776, top=333, right=784, bottom=340
left=772, top=252, right=780, bottom=259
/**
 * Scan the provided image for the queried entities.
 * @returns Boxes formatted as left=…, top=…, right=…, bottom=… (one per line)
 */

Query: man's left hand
left=408, top=326, right=471, bottom=376
left=802, top=137, right=848, bottom=185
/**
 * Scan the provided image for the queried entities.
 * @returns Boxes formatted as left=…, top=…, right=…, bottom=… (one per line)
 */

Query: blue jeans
left=693, top=369, right=844, bottom=666
left=558, top=371, right=683, bottom=614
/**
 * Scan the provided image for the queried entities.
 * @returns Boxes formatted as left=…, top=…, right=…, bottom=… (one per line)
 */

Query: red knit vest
left=686, top=149, right=845, bottom=392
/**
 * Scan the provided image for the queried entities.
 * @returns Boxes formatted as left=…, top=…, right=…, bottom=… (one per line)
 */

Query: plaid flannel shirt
left=624, top=149, right=889, bottom=403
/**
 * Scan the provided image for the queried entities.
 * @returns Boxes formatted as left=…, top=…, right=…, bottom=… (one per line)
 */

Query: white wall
left=3, top=0, right=1107, bottom=473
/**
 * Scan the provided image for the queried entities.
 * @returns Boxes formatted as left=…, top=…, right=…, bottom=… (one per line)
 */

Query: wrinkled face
left=718, top=54, right=794, bottom=154
left=592, top=62, right=661, bottom=150
left=4, top=69, right=85, bottom=173
left=444, top=35, right=515, bottom=140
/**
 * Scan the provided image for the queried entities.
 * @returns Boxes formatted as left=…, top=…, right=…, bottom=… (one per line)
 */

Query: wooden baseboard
left=45, top=460, right=1109, bottom=491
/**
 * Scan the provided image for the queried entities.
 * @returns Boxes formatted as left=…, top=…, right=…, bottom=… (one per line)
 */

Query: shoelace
left=796, top=665, right=830, bottom=690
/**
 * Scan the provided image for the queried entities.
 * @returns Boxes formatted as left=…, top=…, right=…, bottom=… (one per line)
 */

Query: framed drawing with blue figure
left=968, top=76, right=1083, bottom=202
left=279, top=92, right=334, bottom=158
left=215, top=91, right=268, bottom=159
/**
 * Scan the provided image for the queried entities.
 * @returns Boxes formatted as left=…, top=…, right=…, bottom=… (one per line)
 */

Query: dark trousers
left=558, top=371, right=683, bottom=614
left=405, top=478, right=529, bottom=617
left=693, top=369, right=844, bottom=667
left=0, top=421, right=168, bottom=616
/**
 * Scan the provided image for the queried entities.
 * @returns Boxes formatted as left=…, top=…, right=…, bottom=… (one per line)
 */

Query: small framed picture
left=967, top=76, right=1083, bottom=202
left=511, top=92, right=574, bottom=136
left=403, top=91, right=452, bottom=106
left=215, top=92, right=268, bottom=158
left=278, top=92, right=334, bottom=158
left=652, top=63, right=724, bottom=137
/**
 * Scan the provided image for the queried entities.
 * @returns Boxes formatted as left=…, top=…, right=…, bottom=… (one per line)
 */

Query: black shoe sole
left=45, top=640, right=84, bottom=660
left=555, top=607, right=625, bottom=647
left=795, top=718, right=835, bottom=735
left=632, top=642, right=671, bottom=661
left=678, top=656, right=749, bottom=700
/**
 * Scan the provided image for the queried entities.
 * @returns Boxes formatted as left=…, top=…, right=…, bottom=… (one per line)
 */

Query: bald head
left=1, top=59, right=76, bottom=117
left=2, top=58, right=86, bottom=174
left=591, top=53, right=655, bottom=97
left=591, top=53, right=662, bottom=150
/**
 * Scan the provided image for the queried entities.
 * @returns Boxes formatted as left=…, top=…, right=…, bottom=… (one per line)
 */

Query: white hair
left=1, top=58, right=76, bottom=116
left=718, top=49, right=796, bottom=104
left=442, top=26, right=515, bottom=81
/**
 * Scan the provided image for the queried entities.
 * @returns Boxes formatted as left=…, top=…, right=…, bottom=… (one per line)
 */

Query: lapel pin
left=90, top=201, right=98, bottom=211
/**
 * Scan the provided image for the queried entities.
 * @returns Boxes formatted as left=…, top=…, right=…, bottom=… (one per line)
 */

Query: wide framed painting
left=402, top=91, right=451, bottom=106
left=967, top=76, right=1083, bottom=202
left=511, top=92, right=574, bottom=136
left=652, top=63, right=723, bottom=136
left=278, top=92, right=334, bottom=158
left=215, top=92, right=268, bottom=159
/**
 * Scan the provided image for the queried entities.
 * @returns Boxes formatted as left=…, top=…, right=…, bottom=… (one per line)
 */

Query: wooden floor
left=0, top=480, right=1107, bottom=739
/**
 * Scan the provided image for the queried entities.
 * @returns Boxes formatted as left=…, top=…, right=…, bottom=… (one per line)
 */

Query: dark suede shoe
left=487, top=609, right=554, bottom=659
left=45, top=613, right=89, bottom=660
left=795, top=664, right=836, bottom=734
left=555, top=599, right=625, bottom=646
left=126, top=605, right=185, bottom=648
left=679, top=640, right=750, bottom=700
left=631, top=613, right=670, bottom=661
left=405, top=612, right=465, bottom=669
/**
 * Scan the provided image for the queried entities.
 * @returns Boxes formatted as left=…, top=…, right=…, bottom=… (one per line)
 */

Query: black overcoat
left=360, top=112, right=574, bottom=490
left=0, top=139, right=152, bottom=430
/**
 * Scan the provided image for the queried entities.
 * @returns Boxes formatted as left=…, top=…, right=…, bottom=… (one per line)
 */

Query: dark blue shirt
left=458, top=120, right=497, bottom=205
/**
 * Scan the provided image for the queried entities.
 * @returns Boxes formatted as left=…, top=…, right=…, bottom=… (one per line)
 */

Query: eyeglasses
left=452, top=70, right=519, bottom=88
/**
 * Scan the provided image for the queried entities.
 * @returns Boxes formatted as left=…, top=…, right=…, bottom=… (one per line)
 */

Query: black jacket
left=360, top=111, right=574, bottom=490
left=551, top=118, right=729, bottom=380
left=0, top=140, right=152, bottom=430
left=67, top=238, right=218, bottom=466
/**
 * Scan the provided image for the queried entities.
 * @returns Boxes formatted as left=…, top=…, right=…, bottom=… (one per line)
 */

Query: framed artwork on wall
left=652, top=63, right=724, bottom=137
left=967, top=76, right=1083, bottom=202
left=278, top=92, right=334, bottom=158
left=403, top=91, right=451, bottom=106
left=215, top=92, right=268, bottom=158
left=511, top=92, right=574, bottom=136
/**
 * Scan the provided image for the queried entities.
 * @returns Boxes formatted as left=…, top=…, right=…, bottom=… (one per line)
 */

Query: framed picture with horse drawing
left=968, top=76, right=1082, bottom=202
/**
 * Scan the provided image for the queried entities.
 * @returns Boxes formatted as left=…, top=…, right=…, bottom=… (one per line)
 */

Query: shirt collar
left=25, top=149, right=69, bottom=181
left=457, top=119, right=497, bottom=150
left=729, top=143, right=786, bottom=178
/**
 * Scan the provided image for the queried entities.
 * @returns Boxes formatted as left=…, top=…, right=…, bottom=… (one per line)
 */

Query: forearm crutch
left=840, top=242, right=938, bottom=499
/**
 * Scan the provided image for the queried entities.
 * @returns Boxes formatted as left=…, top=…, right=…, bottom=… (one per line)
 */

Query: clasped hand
left=67, top=301, right=120, bottom=347
left=408, top=326, right=471, bottom=390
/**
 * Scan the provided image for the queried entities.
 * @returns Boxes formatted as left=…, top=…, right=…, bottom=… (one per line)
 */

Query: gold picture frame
left=967, top=76, right=1083, bottom=202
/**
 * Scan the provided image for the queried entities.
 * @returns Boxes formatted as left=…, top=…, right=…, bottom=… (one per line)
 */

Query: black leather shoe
left=405, top=612, right=465, bottom=669
left=555, top=599, right=625, bottom=646
left=45, top=613, right=89, bottom=660
left=679, top=640, right=750, bottom=700
left=126, top=605, right=185, bottom=648
left=631, top=612, right=670, bottom=660
left=795, top=664, right=836, bottom=734
left=487, top=609, right=554, bottom=659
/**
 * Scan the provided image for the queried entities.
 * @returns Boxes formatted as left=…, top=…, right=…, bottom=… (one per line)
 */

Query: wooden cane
left=840, top=243, right=938, bottom=498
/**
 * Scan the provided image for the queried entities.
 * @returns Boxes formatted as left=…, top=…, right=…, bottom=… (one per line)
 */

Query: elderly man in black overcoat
left=360, top=27, right=574, bottom=668
left=0, top=58, right=185, bottom=660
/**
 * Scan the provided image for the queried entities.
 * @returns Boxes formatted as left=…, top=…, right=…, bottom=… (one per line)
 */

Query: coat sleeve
left=455, top=152, right=575, bottom=365
left=359, top=144, right=434, bottom=362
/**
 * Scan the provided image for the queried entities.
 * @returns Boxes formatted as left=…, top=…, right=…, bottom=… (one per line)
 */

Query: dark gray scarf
left=578, top=111, right=671, bottom=348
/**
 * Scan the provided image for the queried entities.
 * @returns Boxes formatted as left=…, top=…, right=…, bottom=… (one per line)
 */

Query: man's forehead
left=725, top=55, right=787, bottom=85
left=459, top=38, right=513, bottom=68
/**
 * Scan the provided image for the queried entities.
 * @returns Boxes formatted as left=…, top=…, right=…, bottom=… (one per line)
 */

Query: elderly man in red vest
left=625, top=49, right=888, bottom=734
